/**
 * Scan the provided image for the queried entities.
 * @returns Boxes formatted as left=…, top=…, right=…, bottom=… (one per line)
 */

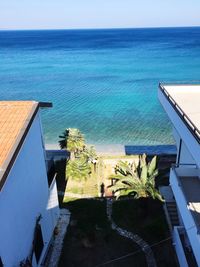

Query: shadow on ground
left=58, top=198, right=178, bottom=267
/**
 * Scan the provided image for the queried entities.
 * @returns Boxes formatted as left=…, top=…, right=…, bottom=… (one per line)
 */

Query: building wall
left=173, top=227, right=189, bottom=267
left=159, top=88, right=200, bottom=266
left=0, top=113, right=59, bottom=267
left=173, top=128, right=195, bottom=166
left=170, top=169, right=200, bottom=266
left=179, top=141, right=196, bottom=166
left=158, top=89, right=200, bottom=168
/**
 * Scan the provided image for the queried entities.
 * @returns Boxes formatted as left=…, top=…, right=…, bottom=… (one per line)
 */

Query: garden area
left=59, top=199, right=146, bottom=267
left=112, top=198, right=177, bottom=266
left=55, top=128, right=177, bottom=267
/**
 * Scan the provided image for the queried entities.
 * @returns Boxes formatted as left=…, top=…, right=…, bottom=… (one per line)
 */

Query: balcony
left=170, top=165, right=200, bottom=265
left=173, top=226, right=198, bottom=267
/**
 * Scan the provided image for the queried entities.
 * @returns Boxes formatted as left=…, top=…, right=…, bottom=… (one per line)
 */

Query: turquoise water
left=0, top=27, right=200, bottom=145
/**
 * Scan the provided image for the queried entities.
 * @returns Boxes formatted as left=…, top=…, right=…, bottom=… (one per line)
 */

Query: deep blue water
left=0, top=27, right=200, bottom=145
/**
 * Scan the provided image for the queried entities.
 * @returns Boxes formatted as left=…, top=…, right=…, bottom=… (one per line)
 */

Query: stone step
left=166, top=201, right=180, bottom=228
left=166, top=203, right=177, bottom=207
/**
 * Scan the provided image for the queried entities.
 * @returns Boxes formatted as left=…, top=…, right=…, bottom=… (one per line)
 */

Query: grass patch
left=56, top=154, right=177, bottom=266
left=65, top=199, right=109, bottom=231
left=62, top=196, right=78, bottom=204
left=66, top=175, right=98, bottom=196
left=112, top=198, right=167, bottom=242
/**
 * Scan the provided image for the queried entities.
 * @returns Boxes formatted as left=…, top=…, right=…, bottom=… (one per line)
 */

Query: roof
left=0, top=101, right=39, bottom=190
left=159, top=84, right=200, bottom=142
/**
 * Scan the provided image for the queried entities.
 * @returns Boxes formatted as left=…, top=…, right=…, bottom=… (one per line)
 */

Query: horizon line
left=0, top=25, right=200, bottom=31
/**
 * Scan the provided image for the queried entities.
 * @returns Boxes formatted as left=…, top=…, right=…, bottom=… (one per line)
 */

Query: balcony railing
left=173, top=226, right=198, bottom=267
left=159, top=83, right=200, bottom=144
left=171, top=166, right=200, bottom=234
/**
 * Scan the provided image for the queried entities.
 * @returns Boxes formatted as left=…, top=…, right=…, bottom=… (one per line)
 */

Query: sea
left=0, top=27, right=200, bottom=148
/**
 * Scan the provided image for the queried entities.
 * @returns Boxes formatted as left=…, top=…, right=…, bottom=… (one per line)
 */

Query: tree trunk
left=70, top=152, right=75, bottom=161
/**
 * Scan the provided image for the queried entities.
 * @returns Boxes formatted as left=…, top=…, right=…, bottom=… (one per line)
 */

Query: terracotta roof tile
left=0, top=101, right=38, bottom=168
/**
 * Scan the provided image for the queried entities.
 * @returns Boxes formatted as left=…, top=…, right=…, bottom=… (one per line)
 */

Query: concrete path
left=48, top=209, right=71, bottom=267
left=106, top=199, right=157, bottom=267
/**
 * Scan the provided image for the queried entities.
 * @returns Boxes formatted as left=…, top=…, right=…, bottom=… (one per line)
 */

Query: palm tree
left=82, top=145, right=98, bottom=172
left=66, top=155, right=91, bottom=182
left=59, top=128, right=85, bottom=160
left=82, top=145, right=97, bottom=163
left=109, top=154, right=163, bottom=201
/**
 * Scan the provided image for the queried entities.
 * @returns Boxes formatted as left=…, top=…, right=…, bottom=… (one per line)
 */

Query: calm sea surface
left=0, top=27, right=200, bottom=145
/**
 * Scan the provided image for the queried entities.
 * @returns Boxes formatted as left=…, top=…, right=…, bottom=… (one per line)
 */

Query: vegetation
left=57, top=153, right=177, bottom=267
left=66, top=155, right=91, bottom=181
left=59, top=198, right=177, bottom=267
left=82, top=145, right=97, bottom=164
left=59, top=199, right=146, bottom=267
left=59, top=128, right=98, bottom=183
left=59, top=128, right=85, bottom=160
left=109, top=154, right=163, bottom=201
left=112, top=199, right=177, bottom=267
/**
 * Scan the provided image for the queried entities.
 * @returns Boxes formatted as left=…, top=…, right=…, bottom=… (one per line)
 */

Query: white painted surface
left=173, top=227, right=189, bottom=267
left=47, top=177, right=60, bottom=230
left=178, top=141, right=196, bottom=166
left=170, top=168, right=200, bottom=266
left=159, top=85, right=200, bottom=267
left=173, top=128, right=196, bottom=166
left=163, top=85, right=200, bottom=132
left=172, top=127, right=180, bottom=147
left=0, top=113, right=59, bottom=267
left=158, top=88, right=200, bottom=168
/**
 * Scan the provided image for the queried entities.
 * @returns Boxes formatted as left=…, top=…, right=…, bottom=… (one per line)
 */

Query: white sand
left=45, top=143, right=126, bottom=156
left=45, top=143, right=176, bottom=156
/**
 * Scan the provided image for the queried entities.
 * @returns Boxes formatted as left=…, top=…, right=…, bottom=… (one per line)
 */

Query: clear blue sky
left=0, top=0, right=200, bottom=30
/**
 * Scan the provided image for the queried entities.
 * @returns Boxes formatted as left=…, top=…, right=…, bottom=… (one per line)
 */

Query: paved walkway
left=106, top=199, right=157, bottom=267
left=48, top=209, right=71, bottom=267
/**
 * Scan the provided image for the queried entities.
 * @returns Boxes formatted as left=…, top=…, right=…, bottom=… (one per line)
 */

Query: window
left=0, top=257, right=3, bottom=267
left=34, top=224, right=44, bottom=264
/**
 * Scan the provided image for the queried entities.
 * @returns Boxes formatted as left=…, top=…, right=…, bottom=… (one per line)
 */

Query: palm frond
left=108, top=153, right=161, bottom=201
left=148, top=156, right=157, bottom=176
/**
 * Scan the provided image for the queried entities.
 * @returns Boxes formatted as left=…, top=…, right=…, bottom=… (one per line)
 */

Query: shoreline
left=45, top=143, right=176, bottom=156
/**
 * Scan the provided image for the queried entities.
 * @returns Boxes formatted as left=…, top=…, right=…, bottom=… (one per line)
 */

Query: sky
left=0, top=0, right=200, bottom=30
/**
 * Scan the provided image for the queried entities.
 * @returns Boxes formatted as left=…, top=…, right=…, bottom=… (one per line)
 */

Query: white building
left=159, top=84, right=200, bottom=267
left=0, top=101, right=60, bottom=267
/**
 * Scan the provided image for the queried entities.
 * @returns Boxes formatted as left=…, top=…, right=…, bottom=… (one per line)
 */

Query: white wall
left=158, top=90, right=200, bottom=168
left=179, top=141, right=196, bottom=166
left=0, top=113, right=59, bottom=267
left=173, top=128, right=195, bottom=166
left=47, top=177, right=60, bottom=229
left=173, top=227, right=189, bottom=267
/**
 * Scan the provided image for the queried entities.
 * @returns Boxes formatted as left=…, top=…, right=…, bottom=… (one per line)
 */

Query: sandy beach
left=45, top=143, right=176, bottom=156
left=45, top=143, right=126, bottom=156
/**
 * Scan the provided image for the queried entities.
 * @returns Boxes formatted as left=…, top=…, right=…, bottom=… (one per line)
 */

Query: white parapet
left=158, top=84, right=200, bottom=168
left=173, top=226, right=189, bottom=267
left=170, top=167, right=200, bottom=266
